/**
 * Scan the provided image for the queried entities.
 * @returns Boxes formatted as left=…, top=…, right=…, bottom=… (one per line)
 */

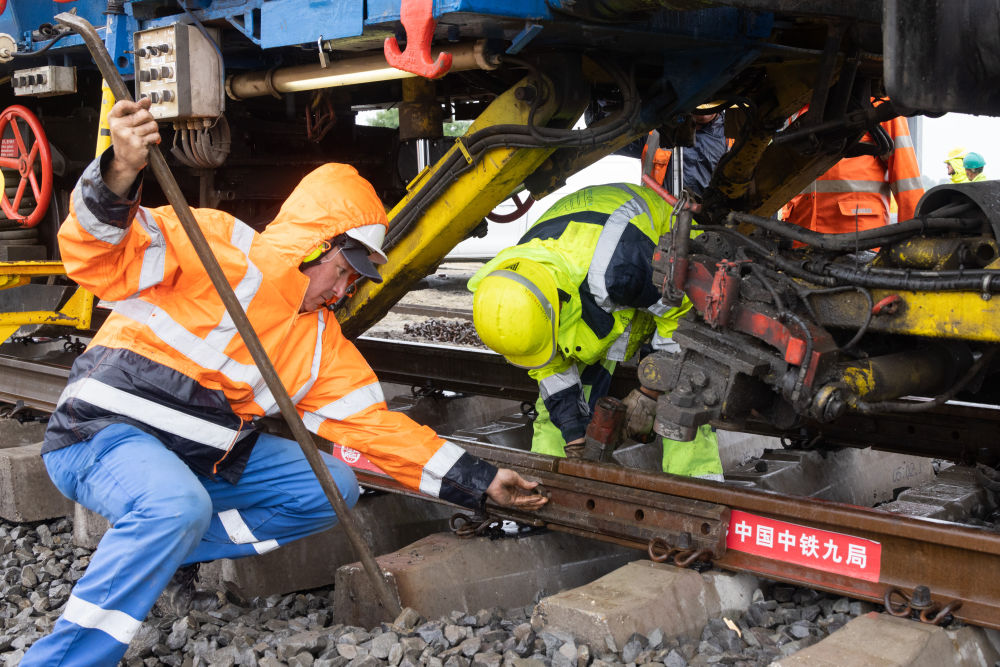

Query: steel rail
left=4, top=345, right=1000, bottom=626
left=351, top=438, right=1000, bottom=630
left=5, top=337, right=1000, bottom=458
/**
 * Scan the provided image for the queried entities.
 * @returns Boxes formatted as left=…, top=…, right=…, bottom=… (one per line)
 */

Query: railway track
left=2, top=338, right=1000, bottom=629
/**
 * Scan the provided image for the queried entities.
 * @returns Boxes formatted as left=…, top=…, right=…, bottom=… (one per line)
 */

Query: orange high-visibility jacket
left=44, top=153, right=496, bottom=507
left=784, top=115, right=924, bottom=234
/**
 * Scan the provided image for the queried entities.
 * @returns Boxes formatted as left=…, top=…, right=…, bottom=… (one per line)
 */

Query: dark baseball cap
left=340, top=237, right=383, bottom=283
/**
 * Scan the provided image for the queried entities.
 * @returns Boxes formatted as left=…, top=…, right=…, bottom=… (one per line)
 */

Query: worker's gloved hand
left=622, top=388, right=658, bottom=440
left=486, top=469, right=548, bottom=511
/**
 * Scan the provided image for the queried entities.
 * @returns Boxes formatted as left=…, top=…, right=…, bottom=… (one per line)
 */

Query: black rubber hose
left=728, top=210, right=984, bottom=252
left=815, top=261, right=1000, bottom=292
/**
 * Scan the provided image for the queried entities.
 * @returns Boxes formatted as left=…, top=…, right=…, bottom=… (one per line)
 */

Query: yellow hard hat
left=472, top=257, right=560, bottom=369
left=945, top=147, right=968, bottom=162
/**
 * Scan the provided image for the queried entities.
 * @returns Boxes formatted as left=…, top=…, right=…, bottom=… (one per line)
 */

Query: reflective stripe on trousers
left=21, top=425, right=358, bottom=666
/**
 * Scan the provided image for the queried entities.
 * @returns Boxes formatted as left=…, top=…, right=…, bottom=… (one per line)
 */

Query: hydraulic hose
left=812, top=261, right=1000, bottom=292
left=728, top=209, right=983, bottom=252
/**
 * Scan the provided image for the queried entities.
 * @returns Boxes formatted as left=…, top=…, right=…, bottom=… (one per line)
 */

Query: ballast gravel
left=0, top=515, right=904, bottom=666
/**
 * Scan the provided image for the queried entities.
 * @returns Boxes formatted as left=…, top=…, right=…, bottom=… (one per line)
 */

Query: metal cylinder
left=226, top=41, right=497, bottom=100
left=835, top=343, right=973, bottom=403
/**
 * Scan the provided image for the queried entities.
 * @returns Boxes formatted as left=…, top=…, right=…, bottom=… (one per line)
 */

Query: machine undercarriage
left=1, top=0, right=1000, bottom=465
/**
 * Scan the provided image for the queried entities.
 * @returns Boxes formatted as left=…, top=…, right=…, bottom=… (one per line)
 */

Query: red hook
left=384, top=0, right=453, bottom=79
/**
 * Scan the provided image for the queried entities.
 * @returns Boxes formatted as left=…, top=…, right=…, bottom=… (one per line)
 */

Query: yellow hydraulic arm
left=338, top=61, right=590, bottom=337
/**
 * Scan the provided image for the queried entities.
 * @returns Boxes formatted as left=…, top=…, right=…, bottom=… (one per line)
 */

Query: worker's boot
left=153, top=564, right=224, bottom=618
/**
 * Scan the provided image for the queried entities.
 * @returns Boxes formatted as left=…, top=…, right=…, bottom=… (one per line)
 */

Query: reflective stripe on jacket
left=468, top=183, right=690, bottom=443
left=784, top=114, right=924, bottom=233
left=45, top=151, right=496, bottom=506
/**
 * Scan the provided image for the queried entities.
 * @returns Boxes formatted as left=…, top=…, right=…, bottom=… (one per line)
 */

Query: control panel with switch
left=11, top=65, right=76, bottom=97
left=133, top=24, right=222, bottom=121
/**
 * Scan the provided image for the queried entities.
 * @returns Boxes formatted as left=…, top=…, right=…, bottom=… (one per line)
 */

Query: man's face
left=946, top=163, right=956, bottom=176
left=692, top=113, right=718, bottom=127
left=299, top=248, right=361, bottom=312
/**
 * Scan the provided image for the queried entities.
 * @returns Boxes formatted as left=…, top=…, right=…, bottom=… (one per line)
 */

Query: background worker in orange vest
left=22, top=98, right=546, bottom=667
left=782, top=113, right=924, bottom=233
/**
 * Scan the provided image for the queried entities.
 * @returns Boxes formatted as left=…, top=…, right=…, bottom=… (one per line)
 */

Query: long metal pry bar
left=53, top=12, right=403, bottom=619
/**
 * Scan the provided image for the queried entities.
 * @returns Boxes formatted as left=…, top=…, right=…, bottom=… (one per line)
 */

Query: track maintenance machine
left=1, top=0, right=1000, bottom=467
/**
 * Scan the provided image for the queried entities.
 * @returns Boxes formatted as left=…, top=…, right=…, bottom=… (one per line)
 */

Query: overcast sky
left=916, top=113, right=999, bottom=187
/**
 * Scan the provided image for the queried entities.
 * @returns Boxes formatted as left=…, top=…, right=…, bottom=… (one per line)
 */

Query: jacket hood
left=259, top=163, right=388, bottom=268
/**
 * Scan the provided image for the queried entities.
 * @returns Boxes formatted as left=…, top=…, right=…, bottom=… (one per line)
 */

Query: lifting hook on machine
left=384, top=0, right=453, bottom=79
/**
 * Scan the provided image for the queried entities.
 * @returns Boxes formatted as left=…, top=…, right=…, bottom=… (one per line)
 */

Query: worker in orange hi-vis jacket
left=22, top=98, right=546, bottom=667
left=782, top=111, right=924, bottom=234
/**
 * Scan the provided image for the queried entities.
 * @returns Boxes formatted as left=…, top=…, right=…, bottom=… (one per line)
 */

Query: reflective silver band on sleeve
left=71, top=186, right=129, bottom=244
left=419, top=440, right=465, bottom=498
left=539, top=367, right=582, bottom=399
left=588, top=198, right=641, bottom=310
left=893, top=176, right=924, bottom=192
left=135, top=208, right=167, bottom=291
left=313, top=382, right=385, bottom=421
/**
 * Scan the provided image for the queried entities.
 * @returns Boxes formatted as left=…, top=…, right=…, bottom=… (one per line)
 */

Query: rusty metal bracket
left=883, top=586, right=963, bottom=626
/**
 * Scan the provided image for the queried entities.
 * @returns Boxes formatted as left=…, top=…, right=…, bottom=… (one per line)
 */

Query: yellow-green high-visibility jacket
left=469, top=183, right=690, bottom=443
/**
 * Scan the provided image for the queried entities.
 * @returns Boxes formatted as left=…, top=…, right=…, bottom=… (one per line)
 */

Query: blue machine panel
left=0, top=0, right=108, bottom=46
left=259, top=0, right=362, bottom=49
left=365, top=0, right=552, bottom=23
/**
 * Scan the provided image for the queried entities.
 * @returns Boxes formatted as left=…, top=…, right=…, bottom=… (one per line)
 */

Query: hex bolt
left=702, top=388, right=719, bottom=406
left=754, top=460, right=768, bottom=473
left=910, top=585, right=932, bottom=609
left=672, top=386, right=695, bottom=408
left=690, top=369, right=709, bottom=388
left=675, top=532, right=693, bottom=550
left=161, top=90, right=174, bottom=102
left=160, top=66, right=172, bottom=79
left=149, top=91, right=160, bottom=103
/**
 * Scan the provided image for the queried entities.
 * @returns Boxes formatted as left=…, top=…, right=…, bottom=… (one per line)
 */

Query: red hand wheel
left=0, top=105, right=53, bottom=228
left=486, top=191, right=534, bottom=223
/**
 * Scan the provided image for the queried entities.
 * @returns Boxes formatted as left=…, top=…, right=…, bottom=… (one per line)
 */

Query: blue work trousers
left=21, top=423, right=359, bottom=667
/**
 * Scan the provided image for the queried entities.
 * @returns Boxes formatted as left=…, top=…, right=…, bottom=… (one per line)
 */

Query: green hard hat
left=964, top=152, right=986, bottom=169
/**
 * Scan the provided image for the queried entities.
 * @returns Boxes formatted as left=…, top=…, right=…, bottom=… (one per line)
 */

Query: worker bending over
left=22, top=98, right=545, bottom=667
left=468, top=183, right=723, bottom=480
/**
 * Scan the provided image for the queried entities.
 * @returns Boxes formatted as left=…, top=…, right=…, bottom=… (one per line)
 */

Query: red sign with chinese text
left=1, top=138, right=16, bottom=159
left=727, top=509, right=882, bottom=582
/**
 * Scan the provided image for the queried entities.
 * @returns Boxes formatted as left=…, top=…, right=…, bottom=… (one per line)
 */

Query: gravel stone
left=371, top=630, right=398, bottom=659
left=0, top=510, right=913, bottom=666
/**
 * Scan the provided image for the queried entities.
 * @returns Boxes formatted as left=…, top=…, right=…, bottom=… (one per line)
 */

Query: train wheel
left=0, top=105, right=53, bottom=228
